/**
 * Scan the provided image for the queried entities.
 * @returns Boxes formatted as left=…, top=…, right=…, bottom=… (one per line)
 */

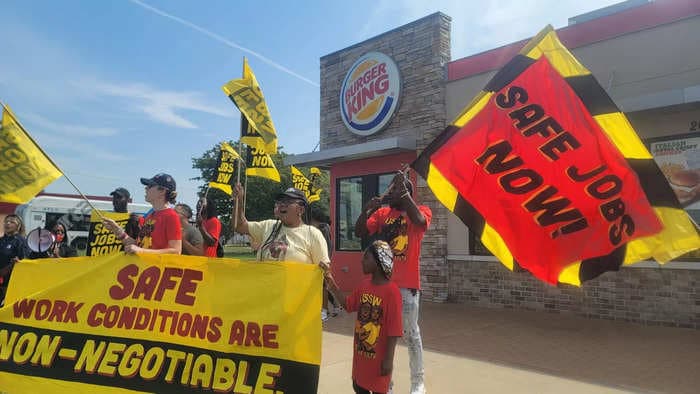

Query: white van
left=15, top=196, right=151, bottom=252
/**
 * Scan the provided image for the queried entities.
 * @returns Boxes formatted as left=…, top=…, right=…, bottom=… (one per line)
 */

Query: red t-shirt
left=203, top=217, right=222, bottom=257
left=366, top=206, right=432, bottom=289
left=346, top=279, right=403, bottom=393
left=139, top=208, right=182, bottom=250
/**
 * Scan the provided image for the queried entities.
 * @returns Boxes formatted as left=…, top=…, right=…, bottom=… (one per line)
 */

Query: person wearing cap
left=103, top=173, right=182, bottom=255
left=354, top=170, right=432, bottom=394
left=231, top=183, right=330, bottom=266
left=323, top=240, right=402, bottom=394
left=110, top=187, right=141, bottom=239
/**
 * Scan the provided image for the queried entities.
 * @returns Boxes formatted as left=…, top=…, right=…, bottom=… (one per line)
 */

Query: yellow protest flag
left=222, top=58, right=278, bottom=153
left=291, top=165, right=322, bottom=203
left=220, top=141, right=240, bottom=160
left=0, top=105, right=62, bottom=203
left=209, top=142, right=241, bottom=195
left=246, top=144, right=280, bottom=182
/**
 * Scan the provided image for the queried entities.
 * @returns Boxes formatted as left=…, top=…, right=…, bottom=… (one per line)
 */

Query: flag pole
left=233, top=131, right=243, bottom=230
left=233, top=57, right=247, bottom=231
left=1, top=103, right=106, bottom=220
left=198, top=186, right=211, bottom=222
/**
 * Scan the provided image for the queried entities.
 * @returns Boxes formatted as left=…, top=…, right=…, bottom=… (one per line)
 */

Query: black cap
left=275, top=187, right=307, bottom=205
left=109, top=187, right=130, bottom=200
left=140, top=173, right=176, bottom=191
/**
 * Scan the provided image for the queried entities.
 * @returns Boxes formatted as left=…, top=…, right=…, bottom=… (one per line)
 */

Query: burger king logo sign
left=340, top=52, right=401, bottom=136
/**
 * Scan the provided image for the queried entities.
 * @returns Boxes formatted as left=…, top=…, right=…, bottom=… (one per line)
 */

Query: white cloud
left=0, top=21, right=233, bottom=132
left=85, top=80, right=235, bottom=129
left=128, top=0, right=319, bottom=87
left=31, top=131, right=130, bottom=162
left=21, top=112, right=117, bottom=137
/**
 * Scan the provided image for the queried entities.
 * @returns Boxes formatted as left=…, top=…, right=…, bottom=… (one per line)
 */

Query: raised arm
left=354, top=197, right=382, bottom=238
left=232, top=183, right=249, bottom=235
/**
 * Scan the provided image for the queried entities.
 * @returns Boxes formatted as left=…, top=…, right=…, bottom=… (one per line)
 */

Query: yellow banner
left=290, top=165, right=322, bottom=203
left=209, top=142, right=241, bottom=195
left=222, top=58, right=277, bottom=154
left=0, top=254, right=322, bottom=392
left=0, top=105, right=62, bottom=204
left=246, top=145, right=280, bottom=182
left=86, top=211, right=131, bottom=256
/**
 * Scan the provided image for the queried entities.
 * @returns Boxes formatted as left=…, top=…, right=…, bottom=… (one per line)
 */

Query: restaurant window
left=336, top=172, right=396, bottom=251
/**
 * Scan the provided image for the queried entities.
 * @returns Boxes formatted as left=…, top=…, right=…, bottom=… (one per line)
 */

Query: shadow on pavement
left=323, top=301, right=700, bottom=394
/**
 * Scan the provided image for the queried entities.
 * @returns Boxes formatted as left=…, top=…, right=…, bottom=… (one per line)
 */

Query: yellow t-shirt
left=248, top=220, right=330, bottom=264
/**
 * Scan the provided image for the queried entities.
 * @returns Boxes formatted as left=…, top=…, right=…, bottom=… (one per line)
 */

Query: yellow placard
left=0, top=254, right=322, bottom=392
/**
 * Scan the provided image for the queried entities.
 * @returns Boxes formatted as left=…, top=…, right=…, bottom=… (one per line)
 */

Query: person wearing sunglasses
left=231, top=183, right=330, bottom=266
left=102, top=173, right=182, bottom=255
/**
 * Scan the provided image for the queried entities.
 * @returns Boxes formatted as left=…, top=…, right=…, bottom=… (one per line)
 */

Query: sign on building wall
left=340, top=52, right=401, bottom=136
left=649, top=133, right=700, bottom=260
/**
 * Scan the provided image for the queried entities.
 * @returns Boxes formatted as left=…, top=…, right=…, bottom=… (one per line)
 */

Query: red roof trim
left=448, top=0, right=700, bottom=81
left=0, top=202, right=18, bottom=214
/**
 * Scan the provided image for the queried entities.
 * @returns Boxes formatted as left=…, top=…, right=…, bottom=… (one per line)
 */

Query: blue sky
left=0, top=0, right=621, bottom=208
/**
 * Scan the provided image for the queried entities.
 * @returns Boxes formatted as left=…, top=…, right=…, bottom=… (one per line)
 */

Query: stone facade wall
left=448, top=259, right=700, bottom=328
left=319, top=13, right=452, bottom=301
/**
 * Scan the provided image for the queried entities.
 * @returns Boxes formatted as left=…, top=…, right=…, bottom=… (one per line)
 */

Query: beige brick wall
left=448, top=260, right=700, bottom=328
left=320, top=13, right=452, bottom=301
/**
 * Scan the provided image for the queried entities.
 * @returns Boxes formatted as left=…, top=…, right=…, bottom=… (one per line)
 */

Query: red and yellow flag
left=412, top=26, right=700, bottom=286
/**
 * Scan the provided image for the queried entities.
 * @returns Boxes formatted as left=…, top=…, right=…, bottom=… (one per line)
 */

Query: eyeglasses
left=275, top=200, right=300, bottom=207
left=54, top=229, right=65, bottom=234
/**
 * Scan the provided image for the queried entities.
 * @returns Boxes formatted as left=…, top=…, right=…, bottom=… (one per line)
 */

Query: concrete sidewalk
left=319, top=302, right=700, bottom=394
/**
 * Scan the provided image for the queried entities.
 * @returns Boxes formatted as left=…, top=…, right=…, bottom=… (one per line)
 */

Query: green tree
left=191, top=141, right=330, bottom=242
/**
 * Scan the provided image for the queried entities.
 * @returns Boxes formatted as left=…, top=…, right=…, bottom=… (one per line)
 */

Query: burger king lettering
left=340, top=52, right=401, bottom=136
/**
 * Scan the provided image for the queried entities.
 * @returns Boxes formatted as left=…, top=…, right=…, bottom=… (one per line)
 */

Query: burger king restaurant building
left=287, top=0, right=700, bottom=328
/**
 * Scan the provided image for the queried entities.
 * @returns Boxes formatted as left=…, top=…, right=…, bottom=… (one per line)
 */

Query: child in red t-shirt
left=324, top=240, right=403, bottom=394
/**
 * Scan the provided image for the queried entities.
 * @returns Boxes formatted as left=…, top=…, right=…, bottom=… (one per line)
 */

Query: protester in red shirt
left=103, top=173, right=182, bottom=255
left=354, top=171, right=431, bottom=394
left=196, top=196, right=222, bottom=257
left=324, top=240, right=402, bottom=394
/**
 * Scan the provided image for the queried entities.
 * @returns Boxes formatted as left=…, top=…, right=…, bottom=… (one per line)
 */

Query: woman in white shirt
left=232, top=184, right=330, bottom=266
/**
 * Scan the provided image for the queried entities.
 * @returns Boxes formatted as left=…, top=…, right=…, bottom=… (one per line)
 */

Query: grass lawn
left=223, top=245, right=257, bottom=261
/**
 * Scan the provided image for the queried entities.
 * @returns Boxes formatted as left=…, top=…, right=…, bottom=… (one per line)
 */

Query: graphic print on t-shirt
left=139, top=217, right=155, bottom=249
left=379, top=215, right=408, bottom=260
left=260, top=233, right=288, bottom=261
left=355, top=293, right=384, bottom=359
